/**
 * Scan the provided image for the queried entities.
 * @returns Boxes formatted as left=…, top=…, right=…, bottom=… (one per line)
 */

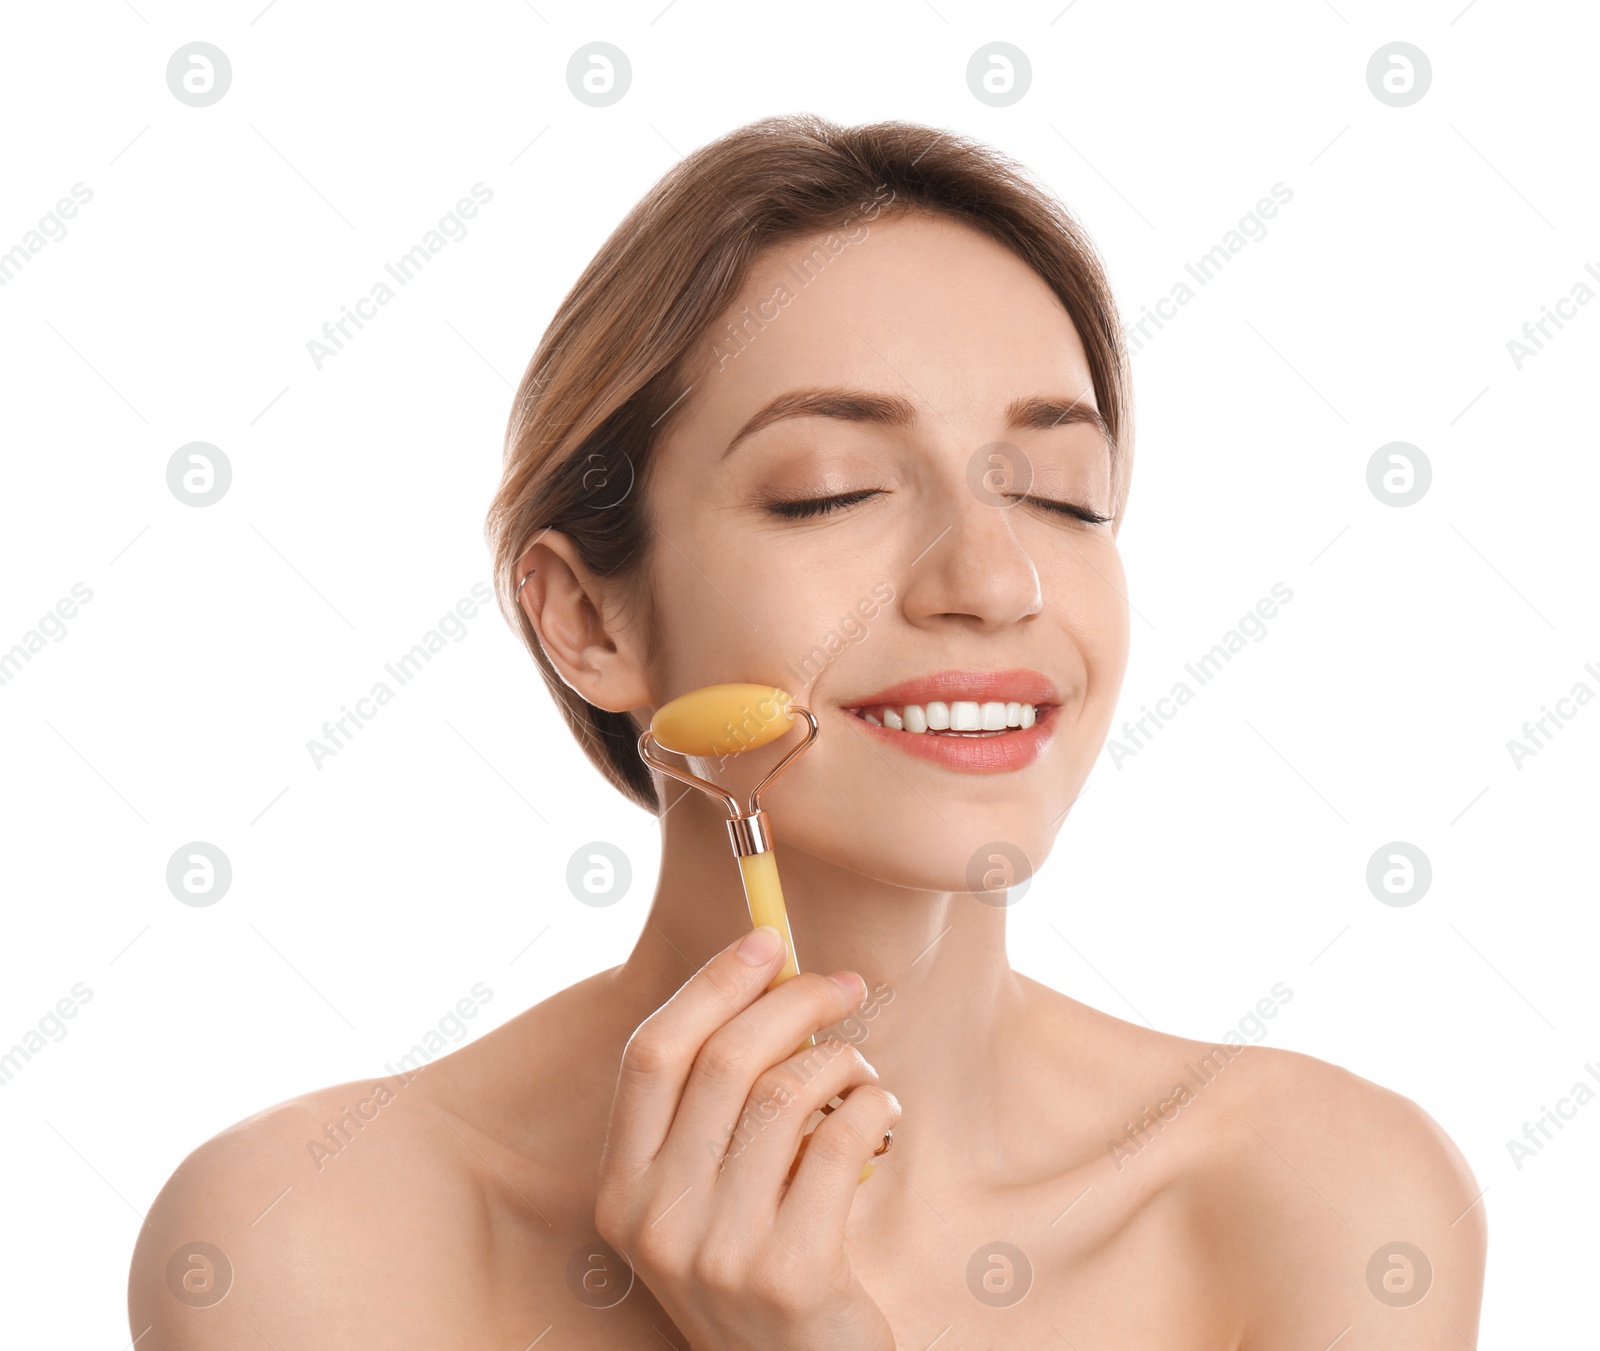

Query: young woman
left=129, top=114, right=1486, bottom=1349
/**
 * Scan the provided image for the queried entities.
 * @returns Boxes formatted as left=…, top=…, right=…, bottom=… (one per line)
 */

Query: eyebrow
left=719, top=387, right=1112, bottom=460
left=721, top=389, right=913, bottom=460
left=1003, top=394, right=1113, bottom=447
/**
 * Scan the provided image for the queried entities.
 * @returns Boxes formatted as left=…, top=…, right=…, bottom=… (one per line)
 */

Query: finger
left=602, top=926, right=789, bottom=1183
left=655, top=970, right=866, bottom=1180
left=778, top=1083, right=901, bottom=1245
left=712, top=1036, right=879, bottom=1216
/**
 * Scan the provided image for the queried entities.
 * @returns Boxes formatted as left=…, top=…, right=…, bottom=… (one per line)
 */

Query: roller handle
left=735, top=848, right=877, bottom=1184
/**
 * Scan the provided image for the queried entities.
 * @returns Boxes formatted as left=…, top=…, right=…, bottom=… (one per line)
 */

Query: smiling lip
left=838, top=668, right=1061, bottom=775
left=844, top=668, right=1060, bottom=709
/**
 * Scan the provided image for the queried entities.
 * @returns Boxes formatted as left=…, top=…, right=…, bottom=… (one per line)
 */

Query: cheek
left=1087, top=550, right=1131, bottom=677
left=1085, top=614, right=1130, bottom=749
left=1052, top=539, right=1130, bottom=744
left=644, top=520, right=841, bottom=692
left=1056, top=539, right=1129, bottom=668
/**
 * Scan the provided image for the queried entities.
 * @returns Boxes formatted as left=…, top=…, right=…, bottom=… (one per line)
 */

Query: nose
left=897, top=471, right=1042, bottom=631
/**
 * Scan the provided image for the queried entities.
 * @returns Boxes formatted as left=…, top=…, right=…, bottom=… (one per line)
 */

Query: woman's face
left=640, top=210, right=1129, bottom=891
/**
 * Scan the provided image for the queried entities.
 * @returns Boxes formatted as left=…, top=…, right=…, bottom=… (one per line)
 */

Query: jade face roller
left=636, top=681, right=891, bottom=1176
left=638, top=683, right=817, bottom=990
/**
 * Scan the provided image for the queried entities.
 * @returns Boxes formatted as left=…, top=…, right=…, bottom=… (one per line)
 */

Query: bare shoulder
left=126, top=1074, right=511, bottom=1351
left=987, top=980, right=1485, bottom=1342
left=1199, top=1044, right=1488, bottom=1347
left=127, top=969, right=650, bottom=1350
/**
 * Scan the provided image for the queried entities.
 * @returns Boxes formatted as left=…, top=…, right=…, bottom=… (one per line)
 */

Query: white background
left=1, top=1, right=1594, bottom=1344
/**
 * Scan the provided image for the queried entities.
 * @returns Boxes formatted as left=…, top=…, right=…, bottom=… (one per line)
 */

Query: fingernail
left=829, top=971, right=866, bottom=1002
left=737, top=925, right=785, bottom=965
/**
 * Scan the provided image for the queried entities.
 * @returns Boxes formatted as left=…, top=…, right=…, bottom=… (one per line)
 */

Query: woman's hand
left=595, top=925, right=901, bottom=1350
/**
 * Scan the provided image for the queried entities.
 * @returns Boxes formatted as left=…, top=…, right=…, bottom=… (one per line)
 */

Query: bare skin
left=129, top=214, right=1486, bottom=1348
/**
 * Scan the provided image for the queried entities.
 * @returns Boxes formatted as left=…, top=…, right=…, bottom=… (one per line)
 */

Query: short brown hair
left=484, top=113, right=1133, bottom=815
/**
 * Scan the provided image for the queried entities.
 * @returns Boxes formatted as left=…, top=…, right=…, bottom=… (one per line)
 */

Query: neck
left=616, top=783, right=1030, bottom=1163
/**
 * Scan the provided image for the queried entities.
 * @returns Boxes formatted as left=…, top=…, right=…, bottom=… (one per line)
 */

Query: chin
left=778, top=803, right=1051, bottom=900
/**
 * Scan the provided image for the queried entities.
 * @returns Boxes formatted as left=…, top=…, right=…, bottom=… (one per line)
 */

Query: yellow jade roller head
left=642, top=684, right=815, bottom=858
left=649, top=682, right=798, bottom=758
left=638, top=683, right=891, bottom=1180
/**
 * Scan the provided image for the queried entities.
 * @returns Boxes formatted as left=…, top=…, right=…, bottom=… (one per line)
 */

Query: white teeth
left=853, top=700, right=1041, bottom=735
left=951, top=701, right=980, bottom=731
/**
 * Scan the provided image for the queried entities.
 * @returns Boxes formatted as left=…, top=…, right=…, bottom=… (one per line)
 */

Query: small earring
left=516, top=569, right=536, bottom=596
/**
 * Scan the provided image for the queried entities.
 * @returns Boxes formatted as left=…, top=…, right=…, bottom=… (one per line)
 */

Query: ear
left=514, top=531, right=654, bottom=715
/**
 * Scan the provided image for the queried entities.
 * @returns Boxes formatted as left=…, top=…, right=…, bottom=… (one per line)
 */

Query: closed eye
left=1012, top=495, right=1113, bottom=525
left=764, top=489, right=883, bottom=520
